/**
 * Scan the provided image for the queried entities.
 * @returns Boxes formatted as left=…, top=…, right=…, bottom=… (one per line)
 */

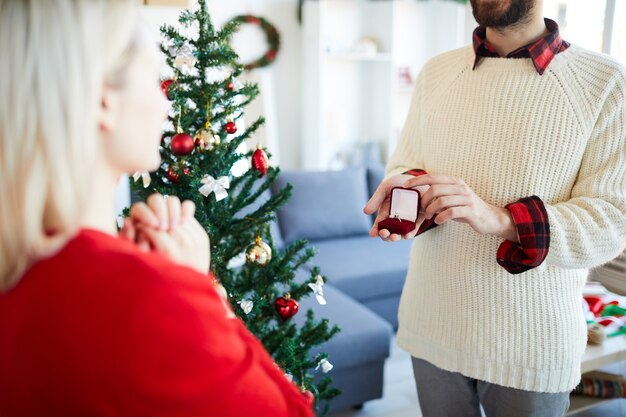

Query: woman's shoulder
left=24, top=228, right=214, bottom=301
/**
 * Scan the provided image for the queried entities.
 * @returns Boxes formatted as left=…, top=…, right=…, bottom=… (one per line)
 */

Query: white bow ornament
left=199, top=175, right=230, bottom=201
left=316, top=358, right=333, bottom=373
left=173, top=44, right=197, bottom=71
left=308, top=275, right=327, bottom=305
left=238, top=299, right=254, bottom=315
left=132, top=171, right=151, bottom=188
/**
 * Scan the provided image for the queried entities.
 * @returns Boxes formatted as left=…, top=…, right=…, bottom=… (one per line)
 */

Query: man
left=364, top=0, right=626, bottom=416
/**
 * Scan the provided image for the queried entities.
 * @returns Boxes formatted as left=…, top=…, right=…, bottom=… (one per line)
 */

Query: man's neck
left=486, top=15, right=548, bottom=57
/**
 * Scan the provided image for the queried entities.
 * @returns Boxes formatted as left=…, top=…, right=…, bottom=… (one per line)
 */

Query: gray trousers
left=412, top=357, right=570, bottom=417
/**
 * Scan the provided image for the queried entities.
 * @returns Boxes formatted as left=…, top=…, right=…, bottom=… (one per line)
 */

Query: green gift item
left=608, top=326, right=626, bottom=338
left=601, top=304, right=626, bottom=317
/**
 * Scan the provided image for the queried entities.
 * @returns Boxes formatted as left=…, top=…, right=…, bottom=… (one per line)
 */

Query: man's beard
left=469, top=0, right=535, bottom=29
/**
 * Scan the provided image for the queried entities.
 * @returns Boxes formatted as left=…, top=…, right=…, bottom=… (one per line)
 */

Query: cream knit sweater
left=388, top=44, right=626, bottom=393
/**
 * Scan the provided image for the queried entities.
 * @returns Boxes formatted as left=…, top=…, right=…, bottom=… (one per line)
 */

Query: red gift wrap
left=378, top=187, right=420, bottom=235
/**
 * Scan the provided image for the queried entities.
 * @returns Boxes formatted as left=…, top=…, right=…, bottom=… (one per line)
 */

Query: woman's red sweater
left=0, top=229, right=314, bottom=417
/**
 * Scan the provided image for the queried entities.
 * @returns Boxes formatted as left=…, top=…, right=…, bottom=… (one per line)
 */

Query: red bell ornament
left=275, top=293, right=299, bottom=321
left=171, top=132, right=194, bottom=156
left=252, top=146, right=269, bottom=176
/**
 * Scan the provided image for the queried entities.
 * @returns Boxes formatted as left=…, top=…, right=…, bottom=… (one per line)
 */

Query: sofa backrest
left=271, top=168, right=374, bottom=244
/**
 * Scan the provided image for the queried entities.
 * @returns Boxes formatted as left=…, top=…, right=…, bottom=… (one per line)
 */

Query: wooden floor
left=329, top=338, right=626, bottom=417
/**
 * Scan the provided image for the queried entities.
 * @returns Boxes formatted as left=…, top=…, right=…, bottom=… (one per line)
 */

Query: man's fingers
left=130, top=202, right=159, bottom=228
left=421, top=184, right=468, bottom=208
left=403, top=174, right=463, bottom=190
left=147, top=194, right=169, bottom=231
left=364, top=186, right=388, bottom=215
left=166, top=196, right=182, bottom=231
left=435, top=206, right=470, bottom=224
left=403, top=228, right=418, bottom=240
left=384, top=232, right=401, bottom=242
left=423, top=195, right=468, bottom=219
left=364, top=176, right=406, bottom=214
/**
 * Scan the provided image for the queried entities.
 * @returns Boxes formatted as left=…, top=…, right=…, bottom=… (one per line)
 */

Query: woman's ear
left=98, top=84, right=117, bottom=134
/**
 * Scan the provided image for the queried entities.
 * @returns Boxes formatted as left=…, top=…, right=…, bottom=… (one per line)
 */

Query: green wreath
left=228, top=15, right=281, bottom=71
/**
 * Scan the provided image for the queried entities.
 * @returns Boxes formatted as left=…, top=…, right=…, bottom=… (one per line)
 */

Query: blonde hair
left=0, top=0, right=140, bottom=291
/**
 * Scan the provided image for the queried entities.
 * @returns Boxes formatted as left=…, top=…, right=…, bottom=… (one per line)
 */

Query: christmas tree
left=129, top=0, right=340, bottom=414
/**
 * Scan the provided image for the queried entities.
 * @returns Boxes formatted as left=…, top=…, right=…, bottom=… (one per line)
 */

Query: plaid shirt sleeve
left=496, top=196, right=550, bottom=274
left=404, top=169, right=439, bottom=237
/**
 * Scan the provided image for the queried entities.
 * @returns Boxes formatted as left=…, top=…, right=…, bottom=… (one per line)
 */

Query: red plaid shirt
left=473, top=18, right=570, bottom=75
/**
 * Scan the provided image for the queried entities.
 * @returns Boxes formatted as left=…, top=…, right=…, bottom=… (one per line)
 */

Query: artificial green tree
left=130, top=1, right=340, bottom=414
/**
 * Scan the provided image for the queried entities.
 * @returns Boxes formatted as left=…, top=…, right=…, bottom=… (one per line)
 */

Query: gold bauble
left=194, top=129, right=221, bottom=151
left=245, top=236, right=272, bottom=266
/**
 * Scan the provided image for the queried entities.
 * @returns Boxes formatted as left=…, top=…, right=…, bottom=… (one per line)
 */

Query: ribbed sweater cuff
left=497, top=196, right=550, bottom=274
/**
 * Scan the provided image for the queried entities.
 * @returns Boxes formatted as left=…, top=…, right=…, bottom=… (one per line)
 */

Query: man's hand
left=402, top=174, right=519, bottom=242
left=364, top=174, right=428, bottom=242
left=119, top=194, right=211, bottom=274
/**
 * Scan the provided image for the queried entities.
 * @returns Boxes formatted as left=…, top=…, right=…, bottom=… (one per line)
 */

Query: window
left=543, top=0, right=626, bottom=63
left=611, top=0, right=626, bottom=63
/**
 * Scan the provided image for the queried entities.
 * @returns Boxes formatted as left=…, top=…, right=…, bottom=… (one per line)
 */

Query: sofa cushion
left=272, top=169, right=372, bottom=244
left=294, top=282, right=392, bottom=370
left=308, top=236, right=413, bottom=302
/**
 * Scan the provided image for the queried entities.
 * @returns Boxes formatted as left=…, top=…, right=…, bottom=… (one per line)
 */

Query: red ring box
left=378, top=187, right=420, bottom=235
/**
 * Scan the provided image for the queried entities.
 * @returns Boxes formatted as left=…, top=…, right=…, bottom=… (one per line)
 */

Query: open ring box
left=378, top=187, right=420, bottom=235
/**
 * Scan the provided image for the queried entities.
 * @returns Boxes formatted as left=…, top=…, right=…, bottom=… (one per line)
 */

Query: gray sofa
left=269, top=167, right=414, bottom=413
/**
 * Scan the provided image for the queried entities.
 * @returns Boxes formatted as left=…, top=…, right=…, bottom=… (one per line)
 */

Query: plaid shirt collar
left=472, top=18, right=570, bottom=75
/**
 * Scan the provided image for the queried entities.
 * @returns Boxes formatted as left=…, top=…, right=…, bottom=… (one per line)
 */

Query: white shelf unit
left=301, top=0, right=471, bottom=171
left=301, top=0, right=394, bottom=171
left=567, top=336, right=626, bottom=415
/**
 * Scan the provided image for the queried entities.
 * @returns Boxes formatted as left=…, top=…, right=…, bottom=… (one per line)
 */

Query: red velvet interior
left=378, top=218, right=416, bottom=235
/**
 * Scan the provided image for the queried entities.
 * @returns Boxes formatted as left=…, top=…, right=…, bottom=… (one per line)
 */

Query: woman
left=0, top=1, right=313, bottom=416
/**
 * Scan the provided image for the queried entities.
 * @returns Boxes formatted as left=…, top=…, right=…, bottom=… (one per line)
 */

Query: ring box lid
left=389, top=187, right=419, bottom=222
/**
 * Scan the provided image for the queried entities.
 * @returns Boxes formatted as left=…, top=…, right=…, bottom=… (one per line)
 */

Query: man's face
left=469, top=0, right=536, bottom=29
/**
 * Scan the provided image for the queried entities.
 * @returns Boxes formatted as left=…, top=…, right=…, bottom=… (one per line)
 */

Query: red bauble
left=226, top=81, right=235, bottom=91
left=183, top=167, right=191, bottom=176
left=224, top=121, right=237, bottom=135
left=171, top=133, right=194, bottom=156
left=252, top=146, right=269, bottom=176
left=167, top=167, right=179, bottom=183
left=275, top=295, right=299, bottom=321
left=160, top=79, right=175, bottom=99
